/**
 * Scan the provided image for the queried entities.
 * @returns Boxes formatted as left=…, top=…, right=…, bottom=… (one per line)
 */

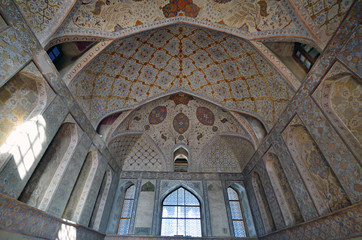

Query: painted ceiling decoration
left=49, top=0, right=317, bottom=46
left=149, top=106, right=167, bottom=125
left=107, top=94, right=257, bottom=172
left=196, top=107, right=215, bottom=126
left=14, top=0, right=76, bottom=46
left=70, top=24, right=295, bottom=128
left=173, top=112, right=190, bottom=134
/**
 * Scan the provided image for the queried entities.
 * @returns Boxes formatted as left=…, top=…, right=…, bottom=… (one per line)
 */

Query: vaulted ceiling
left=11, top=0, right=355, bottom=172
left=69, top=24, right=295, bottom=128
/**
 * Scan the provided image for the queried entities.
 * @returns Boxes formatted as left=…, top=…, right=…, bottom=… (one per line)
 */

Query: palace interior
left=0, top=0, right=361, bottom=239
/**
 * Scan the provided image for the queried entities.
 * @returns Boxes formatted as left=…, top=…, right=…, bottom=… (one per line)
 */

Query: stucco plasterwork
left=110, top=94, right=253, bottom=172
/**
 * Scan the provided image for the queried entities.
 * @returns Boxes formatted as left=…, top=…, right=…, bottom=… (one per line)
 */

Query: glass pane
left=185, top=191, right=199, bottom=205
left=227, top=188, right=238, bottom=200
left=300, top=55, right=306, bottom=63
left=163, top=206, right=177, bottom=218
left=117, top=219, right=130, bottom=235
left=121, top=200, right=133, bottom=218
left=177, top=218, right=185, bottom=236
left=185, top=207, right=200, bottom=219
left=185, top=219, right=202, bottom=237
left=125, top=185, right=135, bottom=199
left=177, top=206, right=185, bottom=218
left=305, top=60, right=311, bottom=69
left=164, top=191, right=177, bottom=205
left=309, top=48, right=319, bottom=58
left=178, top=188, right=185, bottom=205
left=233, top=221, right=246, bottom=237
left=161, top=219, right=177, bottom=236
left=53, top=47, right=60, bottom=57
left=296, top=51, right=301, bottom=57
left=230, top=201, right=243, bottom=219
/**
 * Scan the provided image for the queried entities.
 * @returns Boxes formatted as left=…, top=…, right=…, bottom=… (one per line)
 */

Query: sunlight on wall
left=56, top=223, right=77, bottom=240
left=0, top=115, right=47, bottom=179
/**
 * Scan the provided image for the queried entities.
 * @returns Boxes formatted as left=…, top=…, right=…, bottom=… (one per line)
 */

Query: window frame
left=227, top=186, right=248, bottom=237
left=117, top=184, right=136, bottom=235
left=160, top=186, right=203, bottom=237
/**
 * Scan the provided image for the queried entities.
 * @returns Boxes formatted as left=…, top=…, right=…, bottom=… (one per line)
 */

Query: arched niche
left=63, top=151, right=100, bottom=225
left=315, top=67, right=362, bottom=159
left=0, top=64, right=47, bottom=168
left=173, top=146, right=189, bottom=172
left=264, top=152, right=303, bottom=226
left=18, top=123, right=78, bottom=214
left=228, top=183, right=257, bottom=237
left=106, top=180, right=137, bottom=234
left=251, top=171, right=275, bottom=234
left=90, top=169, right=113, bottom=231
left=284, top=123, right=351, bottom=214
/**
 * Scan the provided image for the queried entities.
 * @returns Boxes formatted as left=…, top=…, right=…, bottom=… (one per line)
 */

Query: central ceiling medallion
left=173, top=113, right=189, bottom=134
left=196, top=107, right=215, bottom=126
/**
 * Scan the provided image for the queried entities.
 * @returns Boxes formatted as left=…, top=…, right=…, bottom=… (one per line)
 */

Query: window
left=293, top=43, right=320, bottom=72
left=161, top=187, right=201, bottom=237
left=228, top=187, right=247, bottom=237
left=117, top=185, right=136, bottom=235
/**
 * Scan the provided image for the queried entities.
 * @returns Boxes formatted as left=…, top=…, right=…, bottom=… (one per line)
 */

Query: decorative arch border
left=262, top=148, right=297, bottom=227
left=38, top=122, right=79, bottom=211
left=93, top=169, right=113, bottom=231
left=281, top=116, right=330, bottom=216
left=73, top=151, right=100, bottom=222
left=250, top=170, right=275, bottom=234
left=61, top=25, right=305, bottom=93
left=311, top=60, right=361, bottom=160
left=94, top=89, right=270, bottom=132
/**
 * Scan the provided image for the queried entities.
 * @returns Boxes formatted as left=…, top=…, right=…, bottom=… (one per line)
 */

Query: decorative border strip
left=39, top=123, right=78, bottom=211
left=93, top=169, right=113, bottom=231
left=120, top=171, right=244, bottom=181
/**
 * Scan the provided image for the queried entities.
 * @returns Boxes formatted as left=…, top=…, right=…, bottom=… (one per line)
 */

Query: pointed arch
left=160, top=186, right=202, bottom=237
left=19, top=122, right=78, bottom=213
left=284, top=122, right=351, bottom=214
left=263, top=151, right=303, bottom=226
left=91, top=169, right=113, bottom=231
left=251, top=171, right=275, bottom=234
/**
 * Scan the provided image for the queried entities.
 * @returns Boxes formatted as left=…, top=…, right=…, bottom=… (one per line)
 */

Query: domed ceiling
left=70, top=24, right=295, bottom=128
left=107, top=93, right=256, bottom=172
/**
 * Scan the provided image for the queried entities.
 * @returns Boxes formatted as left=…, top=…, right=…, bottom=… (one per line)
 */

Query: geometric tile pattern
left=71, top=25, right=294, bottom=128
left=108, top=135, right=141, bottom=164
left=111, top=94, right=250, bottom=171
left=221, top=135, right=255, bottom=171
left=122, top=135, right=165, bottom=172
left=302, top=0, right=353, bottom=36
left=199, top=136, right=243, bottom=173
left=14, top=0, right=75, bottom=44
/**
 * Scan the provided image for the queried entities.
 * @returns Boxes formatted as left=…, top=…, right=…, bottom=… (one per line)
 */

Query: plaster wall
left=134, top=180, right=156, bottom=235
left=207, top=181, right=230, bottom=237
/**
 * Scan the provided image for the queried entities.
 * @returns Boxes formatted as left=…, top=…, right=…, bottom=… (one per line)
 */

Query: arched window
left=227, top=187, right=247, bottom=237
left=117, top=185, right=136, bottom=235
left=161, top=187, right=201, bottom=237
